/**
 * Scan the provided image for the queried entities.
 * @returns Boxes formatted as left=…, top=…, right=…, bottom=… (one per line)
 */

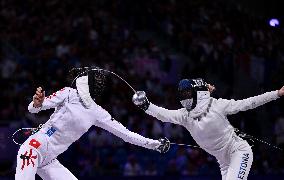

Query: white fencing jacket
left=28, top=87, right=159, bottom=158
left=146, top=90, right=280, bottom=160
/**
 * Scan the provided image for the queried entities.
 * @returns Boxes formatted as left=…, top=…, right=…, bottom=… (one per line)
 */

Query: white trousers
left=15, top=136, right=77, bottom=180
left=219, top=137, right=253, bottom=180
left=15, top=118, right=160, bottom=179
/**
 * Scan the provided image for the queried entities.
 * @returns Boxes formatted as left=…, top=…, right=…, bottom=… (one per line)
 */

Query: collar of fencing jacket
left=189, top=91, right=211, bottom=119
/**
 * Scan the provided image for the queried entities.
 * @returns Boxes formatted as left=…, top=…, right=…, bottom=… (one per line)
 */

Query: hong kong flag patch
left=29, top=139, right=41, bottom=149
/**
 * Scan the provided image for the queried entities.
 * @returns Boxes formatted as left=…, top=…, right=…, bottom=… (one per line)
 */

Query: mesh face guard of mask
left=178, top=78, right=208, bottom=110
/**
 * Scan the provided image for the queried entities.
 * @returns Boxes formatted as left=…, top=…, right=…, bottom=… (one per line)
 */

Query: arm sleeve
left=145, top=103, right=185, bottom=125
left=93, top=104, right=160, bottom=150
left=218, top=90, right=280, bottom=115
left=28, top=87, right=70, bottom=113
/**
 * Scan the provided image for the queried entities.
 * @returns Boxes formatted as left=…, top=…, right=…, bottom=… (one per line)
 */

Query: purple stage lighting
left=269, top=19, right=279, bottom=27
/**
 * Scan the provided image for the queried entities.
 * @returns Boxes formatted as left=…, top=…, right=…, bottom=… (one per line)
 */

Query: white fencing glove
left=132, top=91, right=150, bottom=111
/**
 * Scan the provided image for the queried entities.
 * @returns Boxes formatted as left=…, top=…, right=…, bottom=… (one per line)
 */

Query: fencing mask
left=70, top=67, right=107, bottom=108
left=178, top=78, right=208, bottom=111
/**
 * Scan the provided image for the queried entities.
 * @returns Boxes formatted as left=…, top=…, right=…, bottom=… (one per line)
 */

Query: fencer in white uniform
left=15, top=69, right=170, bottom=180
left=132, top=78, right=284, bottom=180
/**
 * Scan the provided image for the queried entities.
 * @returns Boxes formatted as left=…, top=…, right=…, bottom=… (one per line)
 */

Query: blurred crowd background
left=0, top=0, right=283, bottom=179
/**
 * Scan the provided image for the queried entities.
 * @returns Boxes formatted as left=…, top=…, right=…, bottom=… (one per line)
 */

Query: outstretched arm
left=28, top=87, right=69, bottom=113
left=146, top=103, right=185, bottom=125
left=93, top=104, right=169, bottom=152
left=218, top=86, right=284, bottom=115
left=132, top=91, right=185, bottom=125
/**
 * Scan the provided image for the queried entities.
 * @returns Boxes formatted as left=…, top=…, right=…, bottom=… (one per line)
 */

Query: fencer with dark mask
left=132, top=78, right=284, bottom=180
left=15, top=67, right=170, bottom=180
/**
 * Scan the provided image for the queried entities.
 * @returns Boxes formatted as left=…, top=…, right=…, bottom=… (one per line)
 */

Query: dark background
left=1, top=0, right=283, bottom=179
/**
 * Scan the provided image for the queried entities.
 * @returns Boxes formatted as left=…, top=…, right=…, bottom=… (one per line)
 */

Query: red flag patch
left=29, top=139, right=41, bottom=149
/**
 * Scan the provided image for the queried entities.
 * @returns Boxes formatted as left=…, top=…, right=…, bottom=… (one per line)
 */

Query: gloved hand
left=156, top=137, right=170, bottom=153
left=132, top=91, right=150, bottom=111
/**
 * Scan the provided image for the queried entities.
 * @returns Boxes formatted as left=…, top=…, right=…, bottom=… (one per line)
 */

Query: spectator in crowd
left=123, top=154, right=143, bottom=176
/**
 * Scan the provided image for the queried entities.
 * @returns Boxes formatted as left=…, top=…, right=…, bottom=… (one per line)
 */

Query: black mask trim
left=87, top=69, right=107, bottom=99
